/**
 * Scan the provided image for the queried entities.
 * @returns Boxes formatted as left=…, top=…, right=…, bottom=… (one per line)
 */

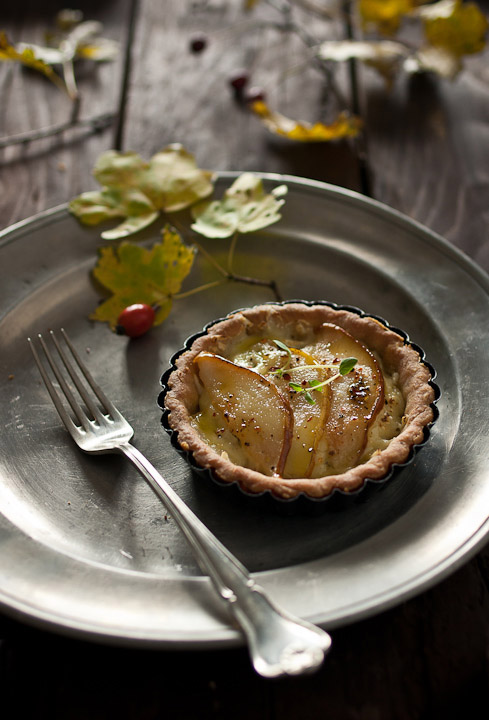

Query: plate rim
left=1, top=172, right=489, bottom=647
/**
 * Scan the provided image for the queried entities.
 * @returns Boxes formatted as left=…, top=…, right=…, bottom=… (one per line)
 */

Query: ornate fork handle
left=121, top=442, right=331, bottom=678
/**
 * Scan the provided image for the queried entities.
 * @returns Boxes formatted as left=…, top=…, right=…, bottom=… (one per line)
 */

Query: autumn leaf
left=70, top=144, right=215, bottom=239
left=250, top=100, right=362, bottom=142
left=91, top=225, right=195, bottom=329
left=421, top=0, right=488, bottom=57
left=190, top=173, right=287, bottom=239
left=0, top=31, right=65, bottom=91
left=318, top=39, right=407, bottom=85
left=76, top=38, right=119, bottom=62
left=404, top=45, right=462, bottom=78
left=358, top=0, right=416, bottom=35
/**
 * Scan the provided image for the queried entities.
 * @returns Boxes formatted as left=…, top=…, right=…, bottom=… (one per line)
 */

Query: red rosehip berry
left=229, top=71, right=249, bottom=92
left=116, top=303, right=156, bottom=338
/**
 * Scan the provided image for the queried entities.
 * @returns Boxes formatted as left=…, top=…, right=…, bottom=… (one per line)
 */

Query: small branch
left=227, top=272, right=283, bottom=302
left=0, top=111, right=115, bottom=149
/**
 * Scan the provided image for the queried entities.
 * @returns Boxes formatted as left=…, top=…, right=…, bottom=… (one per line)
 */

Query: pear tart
left=162, top=302, right=437, bottom=500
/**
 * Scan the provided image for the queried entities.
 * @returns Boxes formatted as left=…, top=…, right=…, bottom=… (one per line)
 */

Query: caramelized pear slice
left=194, top=352, right=293, bottom=477
left=306, top=323, right=385, bottom=476
left=269, top=348, right=331, bottom=479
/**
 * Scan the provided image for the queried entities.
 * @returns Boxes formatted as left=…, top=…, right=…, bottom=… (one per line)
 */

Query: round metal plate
left=1, top=174, right=488, bottom=647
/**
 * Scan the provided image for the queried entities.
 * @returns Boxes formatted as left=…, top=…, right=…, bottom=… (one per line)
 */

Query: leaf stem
left=173, top=279, right=226, bottom=300
left=227, top=231, right=239, bottom=273
left=177, top=231, right=282, bottom=301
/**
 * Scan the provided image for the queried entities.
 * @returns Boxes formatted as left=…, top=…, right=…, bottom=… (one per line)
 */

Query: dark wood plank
left=0, top=0, right=132, bottom=228
left=360, top=7, right=489, bottom=271
left=123, top=0, right=362, bottom=190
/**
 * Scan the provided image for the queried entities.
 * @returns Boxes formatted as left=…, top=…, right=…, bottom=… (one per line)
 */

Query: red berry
left=189, top=33, right=207, bottom=53
left=116, top=304, right=156, bottom=338
left=229, top=71, right=249, bottom=92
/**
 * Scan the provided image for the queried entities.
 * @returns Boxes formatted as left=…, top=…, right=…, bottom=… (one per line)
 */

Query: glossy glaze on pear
left=193, top=352, right=293, bottom=476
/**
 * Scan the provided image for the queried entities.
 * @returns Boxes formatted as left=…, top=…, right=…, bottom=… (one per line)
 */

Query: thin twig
left=173, top=279, right=226, bottom=300
left=227, top=231, right=238, bottom=273
left=0, top=112, right=115, bottom=149
left=191, top=239, right=230, bottom=278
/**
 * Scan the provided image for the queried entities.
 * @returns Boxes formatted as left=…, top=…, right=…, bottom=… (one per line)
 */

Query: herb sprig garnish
left=270, top=340, right=357, bottom=405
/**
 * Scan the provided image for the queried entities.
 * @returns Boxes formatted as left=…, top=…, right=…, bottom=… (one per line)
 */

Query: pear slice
left=194, top=352, right=293, bottom=476
left=269, top=347, right=331, bottom=479
left=305, top=323, right=385, bottom=476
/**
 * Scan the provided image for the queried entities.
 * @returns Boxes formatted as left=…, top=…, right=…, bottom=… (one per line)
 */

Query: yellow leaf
left=423, top=0, right=488, bottom=57
left=91, top=225, right=195, bottom=329
left=0, top=31, right=65, bottom=90
left=250, top=101, right=362, bottom=142
left=358, top=0, right=416, bottom=34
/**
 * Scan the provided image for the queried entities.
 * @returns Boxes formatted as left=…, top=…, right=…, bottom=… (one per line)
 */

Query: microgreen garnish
left=273, top=339, right=292, bottom=356
left=272, top=339, right=292, bottom=377
left=339, top=357, right=358, bottom=375
left=278, top=355, right=358, bottom=404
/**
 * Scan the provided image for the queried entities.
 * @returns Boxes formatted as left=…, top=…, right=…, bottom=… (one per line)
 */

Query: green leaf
left=339, top=357, right=358, bottom=375
left=308, top=378, right=324, bottom=392
left=190, top=173, right=287, bottom=239
left=69, top=187, right=157, bottom=230
left=70, top=145, right=215, bottom=239
left=101, top=212, right=159, bottom=240
left=91, top=225, right=195, bottom=329
left=273, top=339, right=292, bottom=356
left=142, top=145, right=215, bottom=212
left=93, top=150, right=147, bottom=190
left=289, top=382, right=304, bottom=392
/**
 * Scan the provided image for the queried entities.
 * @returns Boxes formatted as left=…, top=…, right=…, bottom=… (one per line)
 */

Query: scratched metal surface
left=1, top=174, right=488, bottom=647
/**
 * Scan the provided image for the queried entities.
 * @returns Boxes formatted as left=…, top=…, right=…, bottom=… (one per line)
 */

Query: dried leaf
left=15, top=42, right=64, bottom=65
left=422, top=0, right=488, bottom=57
left=0, top=31, right=65, bottom=90
left=318, top=39, right=407, bottom=84
left=404, top=45, right=462, bottom=78
left=142, top=144, right=215, bottom=212
left=358, top=0, right=416, bottom=35
left=70, top=145, right=215, bottom=239
left=58, top=21, right=104, bottom=62
left=191, top=173, right=287, bottom=239
left=76, top=38, right=119, bottom=62
left=69, top=188, right=158, bottom=235
left=250, top=100, right=362, bottom=142
left=91, top=226, right=195, bottom=329
left=318, top=39, right=407, bottom=63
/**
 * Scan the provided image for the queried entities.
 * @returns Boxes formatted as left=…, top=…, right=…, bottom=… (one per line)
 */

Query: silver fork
left=28, top=329, right=332, bottom=678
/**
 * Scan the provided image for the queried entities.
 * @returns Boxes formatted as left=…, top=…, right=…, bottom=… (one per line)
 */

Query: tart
left=161, top=302, right=438, bottom=501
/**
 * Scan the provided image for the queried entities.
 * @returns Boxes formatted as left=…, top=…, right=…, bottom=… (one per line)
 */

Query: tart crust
left=163, top=303, right=436, bottom=500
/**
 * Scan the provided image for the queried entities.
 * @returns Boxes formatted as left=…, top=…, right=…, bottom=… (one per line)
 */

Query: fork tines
left=28, top=329, right=116, bottom=431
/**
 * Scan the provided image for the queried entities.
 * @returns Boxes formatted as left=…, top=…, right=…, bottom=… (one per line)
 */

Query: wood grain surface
left=1, top=1, right=489, bottom=718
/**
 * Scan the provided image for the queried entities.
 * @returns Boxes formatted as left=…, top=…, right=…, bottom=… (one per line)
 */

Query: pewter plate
left=1, top=174, right=489, bottom=648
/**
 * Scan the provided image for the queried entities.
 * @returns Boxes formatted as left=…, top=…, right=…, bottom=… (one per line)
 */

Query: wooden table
left=1, top=1, right=489, bottom=717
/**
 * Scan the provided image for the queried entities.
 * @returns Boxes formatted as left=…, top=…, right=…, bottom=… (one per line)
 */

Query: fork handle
left=119, top=441, right=331, bottom=678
